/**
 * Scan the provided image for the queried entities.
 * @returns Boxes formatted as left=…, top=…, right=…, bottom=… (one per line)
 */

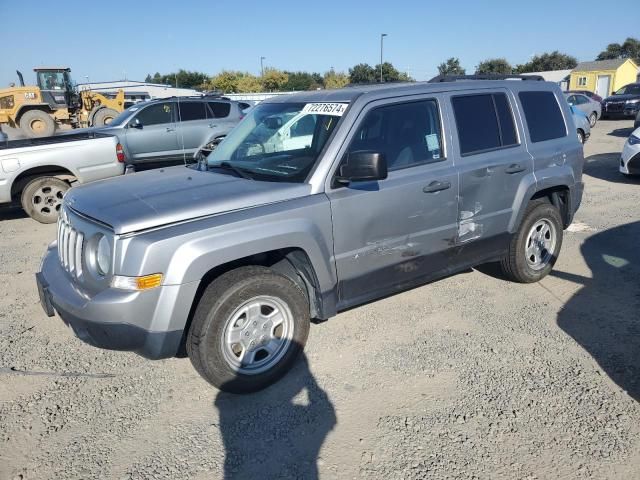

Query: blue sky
left=1, top=0, right=637, bottom=86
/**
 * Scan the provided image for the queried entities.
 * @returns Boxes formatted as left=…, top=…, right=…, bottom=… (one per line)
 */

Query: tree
left=261, top=68, right=289, bottom=91
left=475, top=58, right=513, bottom=75
left=515, top=51, right=577, bottom=73
left=323, top=69, right=349, bottom=89
left=236, top=73, right=263, bottom=93
left=208, top=70, right=241, bottom=93
left=597, top=37, right=640, bottom=64
left=349, top=63, right=377, bottom=84
left=144, top=74, right=153, bottom=83
left=437, top=57, right=466, bottom=76
left=283, top=71, right=324, bottom=91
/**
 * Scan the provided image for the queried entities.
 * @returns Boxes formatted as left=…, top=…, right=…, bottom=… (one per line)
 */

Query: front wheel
left=577, top=129, right=585, bottom=144
left=588, top=112, right=597, bottom=127
left=500, top=200, right=563, bottom=283
left=187, top=266, right=310, bottom=394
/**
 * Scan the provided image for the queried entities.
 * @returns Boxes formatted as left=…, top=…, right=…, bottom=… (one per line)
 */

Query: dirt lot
left=1, top=120, right=639, bottom=480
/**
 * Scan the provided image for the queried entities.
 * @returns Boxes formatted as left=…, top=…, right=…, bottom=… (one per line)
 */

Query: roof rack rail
left=428, top=74, right=545, bottom=83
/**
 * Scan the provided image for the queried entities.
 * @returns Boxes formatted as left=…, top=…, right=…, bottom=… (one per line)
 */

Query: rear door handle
left=505, top=164, right=526, bottom=174
left=166, top=127, right=175, bottom=132
left=208, top=123, right=218, bottom=128
left=423, top=180, right=451, bottom=193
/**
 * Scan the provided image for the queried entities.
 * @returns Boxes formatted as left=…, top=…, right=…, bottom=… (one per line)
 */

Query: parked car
left=37, top=78, right=584, bottom=393
left=635, top=111, right=640, bottom=130
left=570, top=106, right=591, bottom=144
left=620, top=127, right=640, bottom=176
left=601, top=83, right=640, bottom=119
left=62, top=96, right=244, bottom=170
left=567, top=90, right=603, bottom=103
left=0, top=133, right=124, bottom=222
left=565, top=93, right=601, bottom=127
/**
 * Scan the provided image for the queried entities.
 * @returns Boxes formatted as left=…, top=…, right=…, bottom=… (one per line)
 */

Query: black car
left=601, top=83, right=640, bottom=119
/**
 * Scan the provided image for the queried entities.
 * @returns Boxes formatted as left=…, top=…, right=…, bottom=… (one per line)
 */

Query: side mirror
left=129, top=118, right=143, bottom=129
left=336, top=151, right=388, bottom=184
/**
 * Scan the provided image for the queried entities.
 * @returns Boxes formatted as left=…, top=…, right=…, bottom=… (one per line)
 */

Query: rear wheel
left=500, top=199, right=563, bottom=283
left=20, top=110, right=56, bottom=138
left=577, top=129, right=584, bottom=144
left=187, top=266, right=310, bottom=393
left=20, top=176, right=69, bottom=223
left=588, top=112, right=597, bottom=127
left=92, top=108, right=119, bottom=127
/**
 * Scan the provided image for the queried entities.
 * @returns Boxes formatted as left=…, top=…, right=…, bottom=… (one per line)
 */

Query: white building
left=77, top=80, right=200, bottom=103
left=526, top=70, right=572, bottom=91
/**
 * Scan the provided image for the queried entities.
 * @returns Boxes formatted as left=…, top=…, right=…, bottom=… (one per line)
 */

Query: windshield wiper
left=211, top=161, right=255, bottom=180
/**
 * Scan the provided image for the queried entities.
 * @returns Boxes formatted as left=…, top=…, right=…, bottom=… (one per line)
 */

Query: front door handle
left=423, top=180, right=451, bottom=193
left=208, top=123, right=218, bottom=128
left=166, top=127, right=175, bottom=132
left=505, top=164, right=526, bottom=174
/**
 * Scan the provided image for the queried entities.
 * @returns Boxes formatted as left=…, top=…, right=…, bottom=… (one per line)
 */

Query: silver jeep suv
left=37, top=76, right=584, bottom=393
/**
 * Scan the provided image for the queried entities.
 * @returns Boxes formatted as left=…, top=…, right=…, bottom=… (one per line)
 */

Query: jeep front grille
left=57, top=213, right=84, bottom=278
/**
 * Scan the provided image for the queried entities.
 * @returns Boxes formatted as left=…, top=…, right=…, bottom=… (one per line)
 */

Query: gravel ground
left=1, top=119, right=639, bottom=479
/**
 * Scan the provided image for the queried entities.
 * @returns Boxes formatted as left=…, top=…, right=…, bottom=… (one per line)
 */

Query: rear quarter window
left=208, top=102, right=231, bottom=118
left=519, top=91, right=566, bottom=143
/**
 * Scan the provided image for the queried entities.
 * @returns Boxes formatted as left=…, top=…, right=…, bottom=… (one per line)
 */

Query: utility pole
left=260, top=56, right=266, bottom=77
left=380, top=33, right=387, bottom=83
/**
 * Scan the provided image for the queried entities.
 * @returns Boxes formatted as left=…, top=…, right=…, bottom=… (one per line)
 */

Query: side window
left=451, top=93, right=518, bottom=156
left=577, top=95, right=589, bottom=105
left=178, top=102, right=207, bottom=121
left=135, top=102, right=173, bottom=126
left=345, top=100, right=444, bottom=171
left=290, top=115, right=316, bottom=137
left=519, top=91, right=567, bottom=143
left=208, top=102, right=231, bottom=118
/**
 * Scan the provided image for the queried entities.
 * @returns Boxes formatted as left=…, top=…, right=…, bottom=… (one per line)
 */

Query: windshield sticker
left=302, top=103, right=348, bottom=116
left=425, top=133, right=440, bottom=152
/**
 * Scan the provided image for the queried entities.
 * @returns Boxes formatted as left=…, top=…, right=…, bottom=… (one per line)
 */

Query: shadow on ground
left=607, top=127, right=634, bottom=138
left=553, top=221, right=640, bottom=401
left=214, top=353, right=336, bottom=479
left=583, top=153, right=640, bottom=184
left=0, top=205, right=28, bottom=221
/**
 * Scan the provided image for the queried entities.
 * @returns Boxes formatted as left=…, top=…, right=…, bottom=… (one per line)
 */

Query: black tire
left=577, top=129, right=584, bottom=144
left=187, top=265, right=310, bottom=394
left=588, top=112, right=597, bottom=127
left=92, top=108, right=119, bottom=127
left=20, top=110, right=55, bottom=138
left=20, top=176, right=69, bottom=223
left=500, top=199, right=563, bottom=283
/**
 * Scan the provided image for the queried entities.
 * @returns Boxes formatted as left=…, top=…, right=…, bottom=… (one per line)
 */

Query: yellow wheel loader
left=0, top=68, right=125, bottom=138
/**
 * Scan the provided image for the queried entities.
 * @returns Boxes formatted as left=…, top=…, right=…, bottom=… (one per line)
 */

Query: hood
left=64, top=166, right=312, bottom=234
left=604, top=94, right=640, bottom=103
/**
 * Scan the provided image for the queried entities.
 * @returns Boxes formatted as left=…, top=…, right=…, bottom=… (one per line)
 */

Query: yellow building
left=569, top=58, right=639, bottom=98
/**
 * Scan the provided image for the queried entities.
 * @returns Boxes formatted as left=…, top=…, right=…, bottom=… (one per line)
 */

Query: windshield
left=208, top=102, right=346, bottom=182
left=108, top=104, right=143, bottom=127
left=614, top=84, right=640, bottom=96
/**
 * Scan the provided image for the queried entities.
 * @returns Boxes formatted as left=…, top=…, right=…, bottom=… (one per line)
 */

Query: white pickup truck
left=0, top=131, right=124, bottom=223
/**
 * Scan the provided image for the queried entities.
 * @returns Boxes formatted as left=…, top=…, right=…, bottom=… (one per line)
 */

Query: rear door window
left=134, top=102, right=174, bottom=126
left=208, top=102, right=231, bottom=118
left=178, top=101, right=207, bottom=121
left=451, top=93, right=518, bottom=156
left=519, top=91, right=567, bottom=142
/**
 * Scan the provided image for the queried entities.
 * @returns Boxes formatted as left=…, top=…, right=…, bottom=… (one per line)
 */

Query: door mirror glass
left=129, top=118, right=143, bottom=129
left=336, top=151, right=388, bottom=184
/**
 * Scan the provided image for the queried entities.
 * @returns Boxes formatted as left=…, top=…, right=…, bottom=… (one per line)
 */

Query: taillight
left=116, top=143, right=125, bottom=163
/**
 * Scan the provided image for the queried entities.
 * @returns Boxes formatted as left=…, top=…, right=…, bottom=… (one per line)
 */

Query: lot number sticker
left=302, top=103, right=348, bottom=116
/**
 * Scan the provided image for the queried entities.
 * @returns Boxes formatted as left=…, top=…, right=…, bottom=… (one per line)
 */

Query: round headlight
left=96, top=235, right=111, bottom=275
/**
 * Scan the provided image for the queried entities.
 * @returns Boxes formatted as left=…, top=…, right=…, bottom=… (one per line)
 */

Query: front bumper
left=37, top=244, right=198, bottom=359
left=620, top=141, right=640, bottom=176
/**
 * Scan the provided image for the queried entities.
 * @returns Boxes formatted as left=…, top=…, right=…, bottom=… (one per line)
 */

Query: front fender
left=117, top=195, right=337, bottom=309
